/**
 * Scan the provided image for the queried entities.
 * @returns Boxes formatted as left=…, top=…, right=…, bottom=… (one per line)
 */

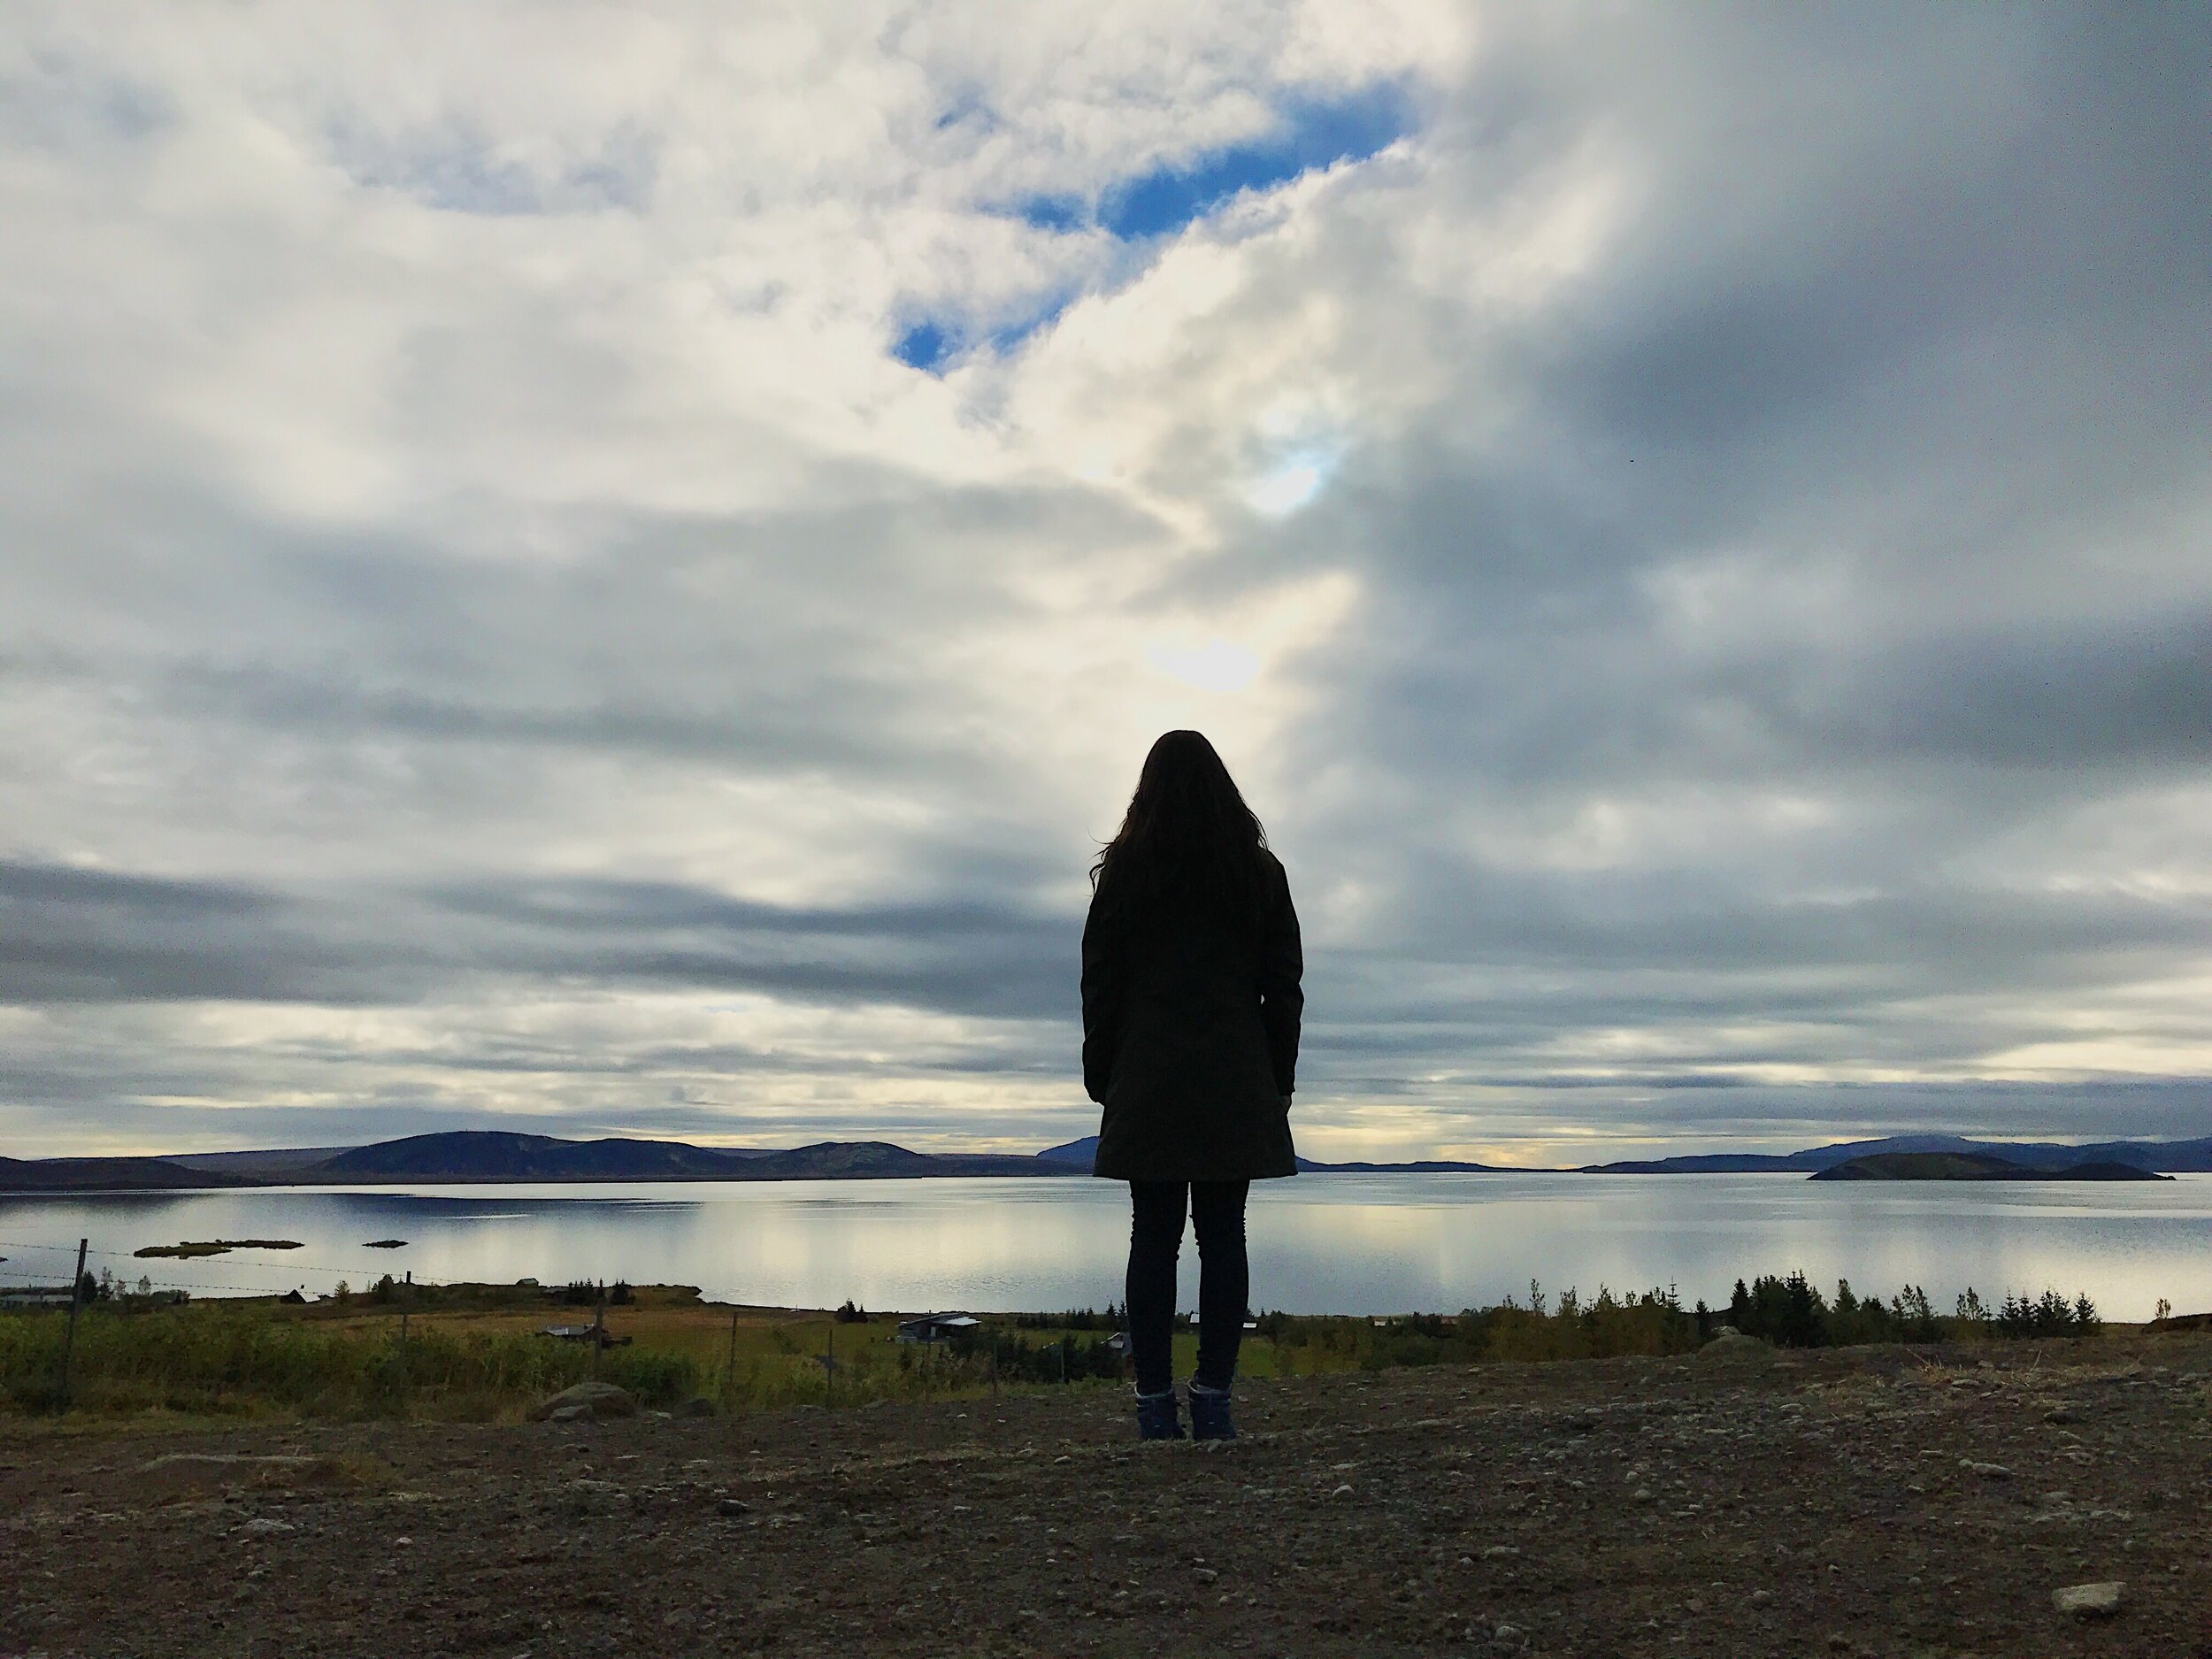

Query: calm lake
left=4, top=1172, right=2208, bottom=1320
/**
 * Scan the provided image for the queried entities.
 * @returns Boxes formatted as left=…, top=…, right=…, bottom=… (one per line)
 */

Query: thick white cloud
left=1, top=4, right=2206, bottom=1159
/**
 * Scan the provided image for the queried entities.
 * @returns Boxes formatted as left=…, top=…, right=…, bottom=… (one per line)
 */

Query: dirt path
left=4, top=1336, right=2208, bottom=1657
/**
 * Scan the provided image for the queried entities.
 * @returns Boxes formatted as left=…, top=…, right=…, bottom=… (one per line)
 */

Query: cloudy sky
left=2, top=4, right=2207, bottom=1164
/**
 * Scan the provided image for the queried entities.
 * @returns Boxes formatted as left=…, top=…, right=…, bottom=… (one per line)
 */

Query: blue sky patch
left=905, top=82, right=1413, bottom=372
left=1010, top=82, right=1412, bottom=242
left=1013, top=194, right=1087, bottom=234
left=895, top=288, right=1077, bottom=374
left=893, top=319, right=956, bottom=373
left=1104, top=84, right=1411, bottom=237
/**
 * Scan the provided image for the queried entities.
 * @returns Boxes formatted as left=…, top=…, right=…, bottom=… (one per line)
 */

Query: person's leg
left=1188, top=1179, right=1250, bottom=1394
left=1125, top=1179, right=1188, bottom=1399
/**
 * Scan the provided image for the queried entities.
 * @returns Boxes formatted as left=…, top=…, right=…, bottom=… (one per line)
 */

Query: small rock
left=718, top=1498, right=750, bottom=1516
left=238, top=1517, right=295, bottom=1537
left=548, top=1403, right=591, bottom=1423
left=1482, top=1546, right=1520, bottom=1559
left=531, top=1381, right=638, bottom=1421
left=1192, top=1567, right=1218, bottom=1584
left=1750, top=1589, right=1773, bottom=1607
left=2043, top=1405, right=2079, bottom=1425
left=2053, top=1581, right=2124, bottom=1618
left=1959, top=1460, right=2013, bottom=1479
left=1683, top=1597, right=1704, bottom=1613
left=1332, top=1483, right=1355, bottom=1500
left=1632, top=1486, right=1654, bottom=1503
left=1492, top=1623, right=1525, bottom=1647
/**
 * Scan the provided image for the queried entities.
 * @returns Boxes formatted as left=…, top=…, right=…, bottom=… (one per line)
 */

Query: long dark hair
left=1090, top=730, right=1268, bottom=918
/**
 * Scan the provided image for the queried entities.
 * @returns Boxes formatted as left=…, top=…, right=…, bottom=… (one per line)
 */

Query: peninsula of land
left=1809, top=1152, right=2175, bottom=1182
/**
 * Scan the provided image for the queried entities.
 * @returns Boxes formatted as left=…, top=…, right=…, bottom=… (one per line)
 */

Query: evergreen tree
left=1728, top=1279, right=1753, bottom=1331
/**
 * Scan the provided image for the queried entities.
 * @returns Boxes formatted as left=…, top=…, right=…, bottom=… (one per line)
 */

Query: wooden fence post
left=57, top=1238, right=88, bottom=1410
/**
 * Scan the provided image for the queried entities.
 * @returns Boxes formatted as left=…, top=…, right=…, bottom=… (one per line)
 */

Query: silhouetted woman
left=1082, top=730, right=1302, bottom=1440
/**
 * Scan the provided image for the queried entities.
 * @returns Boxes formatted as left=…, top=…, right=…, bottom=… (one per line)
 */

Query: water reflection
left=1, top=1173, right=2206, bottom=1319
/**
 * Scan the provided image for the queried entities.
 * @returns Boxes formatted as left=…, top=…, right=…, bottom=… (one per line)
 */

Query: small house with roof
left=0, top=1286, right=76, bottom=1308
left=895, top=1312, right=981, bottom=1344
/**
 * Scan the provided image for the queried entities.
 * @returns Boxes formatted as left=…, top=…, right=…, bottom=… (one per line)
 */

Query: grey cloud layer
left=1, top=6, right=2207, bottom=1156
left=1249, top=11, right=2211, bottom=1121
left=1, top=860, right=1071, bottom=1019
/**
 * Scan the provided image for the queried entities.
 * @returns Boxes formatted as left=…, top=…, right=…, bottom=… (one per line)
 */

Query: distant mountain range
left=2, top=1127, right=2206, bottom=1193
left=300, top=1132, right=1074, bottom=1185
left=1581, top=1133, right=2212, bottom=1174
left=0, top=1132, right=1082, bottom=1192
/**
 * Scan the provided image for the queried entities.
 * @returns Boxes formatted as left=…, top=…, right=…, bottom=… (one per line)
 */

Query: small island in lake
left=1811, top=1152, right=2173, bottom=1182
left=132, top=1238, right=305, bottom=1258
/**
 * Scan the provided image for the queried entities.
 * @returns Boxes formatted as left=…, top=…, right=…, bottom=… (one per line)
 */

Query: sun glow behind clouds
left=1145, top=636, right=1263, bottom=693
left=1248, top=449, right=1335, bottom=515
left=1129, top=572, right=1360, bottom=712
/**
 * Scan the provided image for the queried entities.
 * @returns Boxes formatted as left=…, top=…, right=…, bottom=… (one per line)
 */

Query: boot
left=1187, top=1381, right=1235, bottom=1442
left=1134, top=1387, right=1185, bottom=1440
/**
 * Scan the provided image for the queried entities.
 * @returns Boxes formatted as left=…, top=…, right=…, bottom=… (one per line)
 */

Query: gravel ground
left=3, top=1335, right=2208, bottom=1658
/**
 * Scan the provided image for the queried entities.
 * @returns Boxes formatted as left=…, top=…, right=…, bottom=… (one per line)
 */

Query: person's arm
left=1260, top=859, right=1303, bottom=1101
left=1080, top=885, right=1125, bottom=1105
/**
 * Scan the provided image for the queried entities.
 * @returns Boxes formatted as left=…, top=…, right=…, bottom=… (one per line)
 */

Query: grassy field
left=0, top=1285, right=1179, bottom=1421
left=0, top=1284, right=1465, bottom=1422
left=0, top=1271, right=2121, bottom=1424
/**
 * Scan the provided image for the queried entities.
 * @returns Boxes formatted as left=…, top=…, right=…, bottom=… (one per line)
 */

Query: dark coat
left=1081, top=849, right=1302, bottom=1182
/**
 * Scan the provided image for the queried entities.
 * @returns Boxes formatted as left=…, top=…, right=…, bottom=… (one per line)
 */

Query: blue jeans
left=1125, top=1179, right=1249, bottom=1395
